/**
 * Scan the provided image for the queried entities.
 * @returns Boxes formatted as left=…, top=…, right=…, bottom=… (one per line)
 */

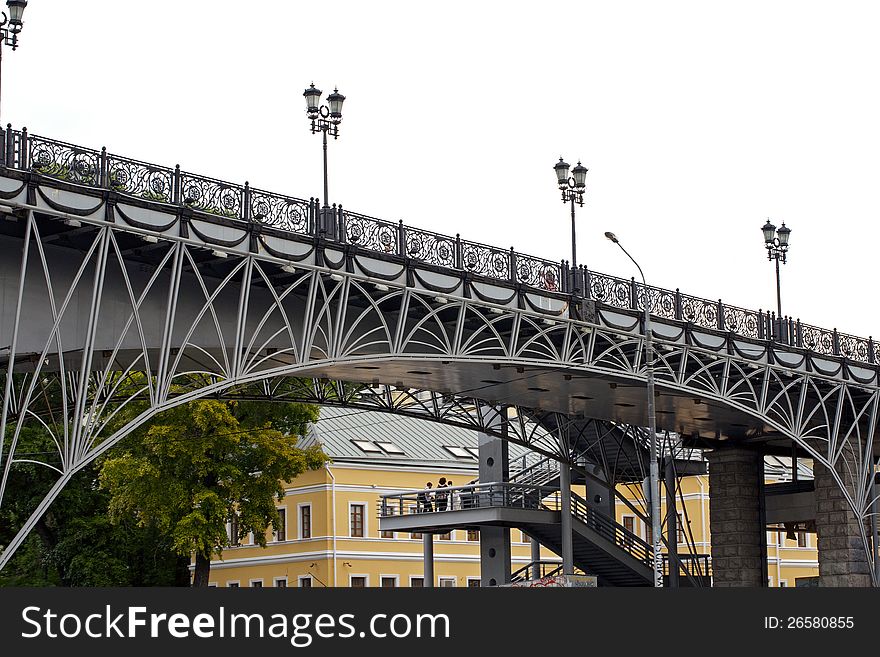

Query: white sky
left=5, top=1, right=879, bottom=339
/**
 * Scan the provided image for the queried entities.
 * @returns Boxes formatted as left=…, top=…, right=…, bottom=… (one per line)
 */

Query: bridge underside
left=0, top=173, right=877, bottom=584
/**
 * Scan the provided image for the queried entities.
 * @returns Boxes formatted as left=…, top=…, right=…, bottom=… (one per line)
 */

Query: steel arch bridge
left=0, top=128, right=877, bottom=579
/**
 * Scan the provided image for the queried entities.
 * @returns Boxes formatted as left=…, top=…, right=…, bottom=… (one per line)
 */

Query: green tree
left=99, top=399, right=325, bottom=586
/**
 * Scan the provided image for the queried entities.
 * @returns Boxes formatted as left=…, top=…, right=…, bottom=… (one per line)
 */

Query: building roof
left=300, top=406, right=543, bottom=470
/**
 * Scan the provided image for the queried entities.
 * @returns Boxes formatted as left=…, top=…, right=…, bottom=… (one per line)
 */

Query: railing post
left=770, top=312, right=777, bottom=341
left=868, top=336, right=875, bottom=364
left=833, top=328, right=840, bottom=356
left=336, top=204, right=345, bottom=243
left=173, top=165, right=181, bottom=205
left=583, top=266, right=592, bottom=299
left=242, top=181, right=251, bottom=223
left=787, top=317, right=795, bottom=346
left=509, top=247, right=517, bottom=284
left=454, top=233, right=462, bottom=269
left=397, top=220, right=405, bottom=257
left=630, top=277, right=639, bottom=310
left=100, top=147, right=108, bottom=188
left=796, top=319, right=803, bottom=348
left=5, top=124, right=14, bottom=168
left=675, top=288, right=683, bottom=321
left=717, top=299, right=724, bottom=330
left=561, top=260, right=569, bottom=294
left=0, top=124, right=5, bottom=166
left=19, top=126, right=27, bottom=169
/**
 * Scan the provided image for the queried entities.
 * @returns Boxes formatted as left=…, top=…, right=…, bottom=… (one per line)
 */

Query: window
left=381, top=527, right=394, bottom=539
left=350, top=504, right=366, bottom=537
left=438, top=531, right=452, bottom=541
left=208, top=583, right=218, bottom=588
left=300, top=505, right=312, bottom=539
left=467, top=529, right=479, bottom=542
left=410, top=577, right=424, bottom=588
left=229, top=514, right=240, bottom=546
left=780, top=580, right=788, bottom=587
left=467, top=578, right=481, bottom=588
left=274, top=509, right=286, bottom=542
left=442, top=445, right=474, bottom=459
left=250, top=580, right=263, bottom=588
left=438, top=577, right=456, bottom=588
left=298, top=576, right=313, bottom=588
left=375, top=441, right=406, bottom=455
left=380, top=576, right=398, bottom=588
left=411, top=531, right=423, bottom=540
left=623, top=516, right=635, bottom=549
left=645, top=520, right=653, bottom=545
left=274, top=578, right=287, bottom=588
left=227, top=581, right=240, bottom=588
left=676, top=513, right=684, bottom=544
left=350, top=576, right=367, bottom=588
left=520, top=531, right=529, bottom=544
left=351, top=439, right=383, bottom=453
left=464, top=447, right=480, bottom=458
left=797, top=532, right=807, bottom=548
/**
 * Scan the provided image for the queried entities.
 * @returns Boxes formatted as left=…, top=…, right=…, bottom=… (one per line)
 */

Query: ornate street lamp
left=554, top=157, right=588, bottom=288
left=605, top=230, right=663, bottom=588
left=0, top=0, right=27, bottom=124
left=761, top=219, right=791, bottom=318
left=304, top=82, right=346, bottom=238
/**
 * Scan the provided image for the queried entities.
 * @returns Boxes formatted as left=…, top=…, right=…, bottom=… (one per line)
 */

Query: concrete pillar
left=478, top=407, right=511, bottom=586
left=707, top=447, right=765, bottom=587
left=813, top=461, right=872, bottom=587
left=531, top=537, right=542, bottom=579
left=560, top=462, right=574, bottom=574
left=423, top=534, right=434, bottom=588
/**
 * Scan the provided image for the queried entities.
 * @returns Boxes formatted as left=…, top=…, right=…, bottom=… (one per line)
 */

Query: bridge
left=0, top=126, right=877, bottom=586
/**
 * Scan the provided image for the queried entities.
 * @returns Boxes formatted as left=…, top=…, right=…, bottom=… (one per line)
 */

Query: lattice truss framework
left=0, top=212, right=878, bottom=580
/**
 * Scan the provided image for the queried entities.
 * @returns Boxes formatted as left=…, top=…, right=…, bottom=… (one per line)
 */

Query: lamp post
left=553, top=157, right=588, bottom=284
left=304, top=82, right=345, bottom=238
left=761, top=219, right=791, bottom=319
left=0, top=0, right=27, bottom=125
left=604, top=230, right=663, bottom=588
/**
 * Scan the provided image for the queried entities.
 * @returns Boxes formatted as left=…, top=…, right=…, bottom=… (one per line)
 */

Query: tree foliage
left=99, top=399, right=325, bottom=586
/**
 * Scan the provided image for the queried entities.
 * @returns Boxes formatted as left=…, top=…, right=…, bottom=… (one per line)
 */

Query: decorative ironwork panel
left=250, top=188, right=310, bottom=233
left=403, top=227, right=457, bottom=268
left=680, top=292, right=718, bottom=327
left=460, top=240, right=510, bottom=280
left=180, top=172, right=243, bottom=219
left=801, top=324, right=834, bottom=353
left=838, top=332, right=869, bottom=361
left=343, top=210, right=399, bottom=254
left=106, top=153, right=174, bottom=203
left=722, top=304, right=760, bottom=338
left=591, top=272, right=631, bottom=309
left=514, top=254, right=562, bottom=292
left=29, top=134, right=100, bottom=186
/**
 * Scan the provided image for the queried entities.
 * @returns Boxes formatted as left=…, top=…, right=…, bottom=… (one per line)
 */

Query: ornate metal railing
left=1, top=126, right=875, bottom=364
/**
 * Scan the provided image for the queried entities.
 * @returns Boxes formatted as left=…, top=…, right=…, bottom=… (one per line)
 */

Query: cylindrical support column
left=665, top=457, right=680, bottom=587
left=872, top=473, right=879, bottom=585
left=531, top=537, right=542, bottom=580
left=423, top=534, right=434, bottom=588
left=560, top=462, right=574, bottom=575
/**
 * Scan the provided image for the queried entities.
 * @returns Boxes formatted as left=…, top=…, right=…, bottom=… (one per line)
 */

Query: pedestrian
left=417, top=482, right=433, bottom=513
left=436, top=477, right=448, bottom=511
left=448, top=480, right=461, bottom=511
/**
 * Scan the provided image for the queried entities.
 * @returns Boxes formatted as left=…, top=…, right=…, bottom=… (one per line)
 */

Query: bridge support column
left=478, top=408, right=511, bottom=587
left=560, top=462, right=574, bottom=575
left=665, top=457, right=680, bottom=587
left=813, top=461, right=872, bottom=587
left=423, top=534, right=434, bottom=588
left=531, top=537, right=542, bottom=579
left=707, top=447, right=766, bottom=587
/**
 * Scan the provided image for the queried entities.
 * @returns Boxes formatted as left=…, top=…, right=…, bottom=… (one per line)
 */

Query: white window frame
left=208, top=583, right=218, bottom=588
left=349, top=501, right=368, bottom=538
left=379, top=574, right=399, bottom=588
left=298, top=575, right=313, bottom=588
left=273, top=506, right=287, bottom=543
left=409, top=576, right=425, bottom=588
left=438, top=576, right=457, bottom=588
left=466, top=577, right=481, bottom=588
left=274, top=577, right=288, bottom=588
left=249, top=579, right=264, bottom=588
left=349, top=574, right=370, bottom=588
left=298, top=502, right=313, bottom=540
left=226, top=580, right=240, bottom=588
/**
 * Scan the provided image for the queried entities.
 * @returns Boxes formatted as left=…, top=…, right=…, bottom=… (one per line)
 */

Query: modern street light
left=304, top=82, right=346, bottom=237
left=604, top=230, right=663, bottom=588
left=553, top=157, right=588, bottom=282
left=0, top=0, right=28, bottom=124
left=761, top=219, right=791, bottom=319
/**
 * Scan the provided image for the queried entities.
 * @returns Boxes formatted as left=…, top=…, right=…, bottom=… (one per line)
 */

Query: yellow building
left=208, top=407, right=544, bottom=588
left=209, top=409, right=818, bottom=587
